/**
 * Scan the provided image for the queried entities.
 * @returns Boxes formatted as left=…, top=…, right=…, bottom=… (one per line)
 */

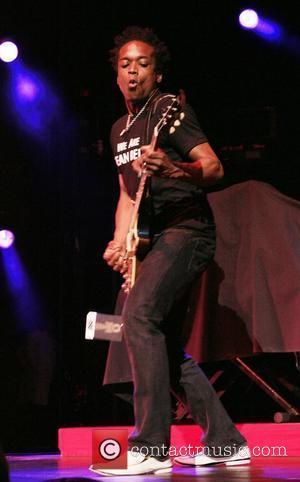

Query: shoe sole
left=225, top=458, right=251, bottom=466
left=176, top=458, right=251, bottom=467
left=154, top=467, right=173, bottom=474
left=90, top=465, right=173, bottom=476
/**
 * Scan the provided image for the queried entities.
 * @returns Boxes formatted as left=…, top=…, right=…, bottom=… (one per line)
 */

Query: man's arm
left=103, top=174, right=133, bottom=271
left=173, top=142, right=224, bottom=186
left=133, top=142, right=224, bottom=187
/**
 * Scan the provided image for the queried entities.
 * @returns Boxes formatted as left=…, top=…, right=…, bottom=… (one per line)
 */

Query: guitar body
left=123, top=212, right=151, bottom=293
left=135, top=196, right=151, bottom=259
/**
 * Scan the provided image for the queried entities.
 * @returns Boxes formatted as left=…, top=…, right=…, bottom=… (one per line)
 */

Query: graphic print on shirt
left=115, top=136, right=141, bottom=167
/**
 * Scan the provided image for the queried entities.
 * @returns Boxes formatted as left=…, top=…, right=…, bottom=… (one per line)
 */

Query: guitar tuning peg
left=169, top=126, right=176, bottom=134
left=174, top=119, right=181, bottom=127
left=179, top=112, right=185, bottom=120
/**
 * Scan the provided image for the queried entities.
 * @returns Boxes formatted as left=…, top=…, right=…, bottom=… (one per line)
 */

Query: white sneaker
left=89, top=450, right=173, bottom=476
left=175, top=445, right=251, bottom=467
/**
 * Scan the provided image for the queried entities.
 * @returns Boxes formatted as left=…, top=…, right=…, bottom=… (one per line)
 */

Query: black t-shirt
left=110, top=92, right=214, bottom=230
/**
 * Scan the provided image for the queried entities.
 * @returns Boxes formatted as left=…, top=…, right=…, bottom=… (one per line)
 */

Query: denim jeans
left=122, top=221, right=246, bottom=456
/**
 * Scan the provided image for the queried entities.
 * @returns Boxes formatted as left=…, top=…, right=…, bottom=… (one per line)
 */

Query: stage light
left=7, top=63, right=60, bottom=136
left=0, top=229, right=15, bottom=249
left=0, top=41, right=18, bottom=63
left=239, top=9, right=259, bottom=29
left=238, top=9, right=282, bottom=42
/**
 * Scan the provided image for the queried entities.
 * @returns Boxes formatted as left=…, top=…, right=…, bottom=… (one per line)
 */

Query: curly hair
left=109, top=25, right=171, bottom=75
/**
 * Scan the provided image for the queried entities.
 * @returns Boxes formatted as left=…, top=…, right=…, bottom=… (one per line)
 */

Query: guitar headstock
left=154, top=92, right=185, bottom=139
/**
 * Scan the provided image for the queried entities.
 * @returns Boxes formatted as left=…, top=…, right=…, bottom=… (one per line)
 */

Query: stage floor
left=7, top=423, right=300, bottom=481
left=7, top=454, right=300, bottom=482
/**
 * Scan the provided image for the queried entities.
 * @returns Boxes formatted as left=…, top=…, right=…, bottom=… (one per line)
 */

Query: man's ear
left=156, top=73, right=163, bottom=83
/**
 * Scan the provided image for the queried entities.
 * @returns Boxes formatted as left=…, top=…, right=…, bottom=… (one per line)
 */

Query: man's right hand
left=103, top=240, right=127, bottom=272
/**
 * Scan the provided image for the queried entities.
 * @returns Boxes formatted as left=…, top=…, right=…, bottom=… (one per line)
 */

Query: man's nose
left=128, top=62, right=138, bottom=74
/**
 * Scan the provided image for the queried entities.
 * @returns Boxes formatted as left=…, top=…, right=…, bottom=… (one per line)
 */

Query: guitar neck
left=128, top=171, right=148, bottom=230
left=123, top=95, right=180, bottom=292
left=128, top=131, right=158, bottom=230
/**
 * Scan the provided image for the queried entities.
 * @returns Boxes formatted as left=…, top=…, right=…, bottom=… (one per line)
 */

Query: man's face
left=117, top=40, right=161, bottom=104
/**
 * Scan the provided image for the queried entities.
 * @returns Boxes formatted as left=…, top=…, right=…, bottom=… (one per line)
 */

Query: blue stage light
left=238, top=9, right=282, bottom=42
left=7, top=62, right=59, bottom=136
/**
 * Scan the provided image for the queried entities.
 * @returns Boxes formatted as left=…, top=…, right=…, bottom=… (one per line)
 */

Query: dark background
left=1, top=0, right=300, bottom=452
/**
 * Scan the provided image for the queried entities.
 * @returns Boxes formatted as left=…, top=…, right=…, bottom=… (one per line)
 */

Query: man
left=90, top=26, right=250, bottom=476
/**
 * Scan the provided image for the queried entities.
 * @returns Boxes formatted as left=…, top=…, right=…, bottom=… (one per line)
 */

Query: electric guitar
left=122, top=94, right=185, bottom=293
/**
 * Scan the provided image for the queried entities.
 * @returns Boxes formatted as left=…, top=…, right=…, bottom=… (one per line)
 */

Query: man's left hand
left=132, top=145, right=181, bottom=178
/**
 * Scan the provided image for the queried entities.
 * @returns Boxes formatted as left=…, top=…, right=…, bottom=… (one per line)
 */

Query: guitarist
left=95, top=26, right=250, bottom=477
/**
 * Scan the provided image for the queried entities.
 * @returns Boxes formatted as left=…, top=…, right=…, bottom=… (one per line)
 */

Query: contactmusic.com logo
left=92, top=429, right=128, bottom=469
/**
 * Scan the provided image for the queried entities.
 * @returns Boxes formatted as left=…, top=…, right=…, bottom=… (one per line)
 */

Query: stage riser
left=58, top=423, right=300, bottom=458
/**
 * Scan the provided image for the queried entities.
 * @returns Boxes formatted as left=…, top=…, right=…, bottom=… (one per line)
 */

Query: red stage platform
left=58, top=423, right=300, bottom=458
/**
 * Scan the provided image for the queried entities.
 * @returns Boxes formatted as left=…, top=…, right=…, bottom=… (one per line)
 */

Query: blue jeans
left=123, top=221, right=246, bottom=456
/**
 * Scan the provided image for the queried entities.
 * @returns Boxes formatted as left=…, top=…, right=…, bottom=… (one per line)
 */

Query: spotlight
left=0, top=41, right=18, bottom=63
left=239, top=9, right=259, bottom=29
left=0, top=229, right=15, bottom=249
left=238, top=9, right=282, bottom=42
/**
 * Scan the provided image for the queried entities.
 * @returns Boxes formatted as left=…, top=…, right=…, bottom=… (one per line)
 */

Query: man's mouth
left=128, top=79, right=138, bottom=88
